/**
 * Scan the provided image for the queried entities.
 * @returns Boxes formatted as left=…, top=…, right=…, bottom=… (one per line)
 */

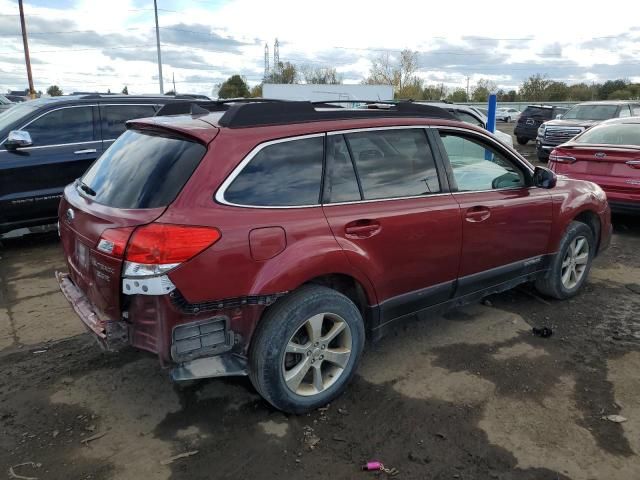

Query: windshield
left=575, top=123, right=640, bottom=146
left=563, top=104, right=619, bottom=121
left=0, top=103, right=38, bottom=133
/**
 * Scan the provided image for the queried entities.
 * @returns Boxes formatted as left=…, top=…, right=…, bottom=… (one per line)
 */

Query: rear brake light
left=97, top=227, right=134, bottom=257
left=626, top=160, right=640, bottom=169
left=123, top=223, right=221, bottom=277
left=549, top=151, right=576, bottom=164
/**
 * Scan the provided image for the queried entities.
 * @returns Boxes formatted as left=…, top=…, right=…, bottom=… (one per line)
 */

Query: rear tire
left=249, top=285, right=365, bottom=414
left=517, top=136, right=528, bottom=145
left=535, top=221, right=595, bottom=299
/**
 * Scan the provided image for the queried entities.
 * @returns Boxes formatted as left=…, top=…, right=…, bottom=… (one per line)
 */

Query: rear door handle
left=74, top=148, right=97, bottom=155
left=465, top=206, right=491, bottom=222
left=345, top=220, right=381, bottom=239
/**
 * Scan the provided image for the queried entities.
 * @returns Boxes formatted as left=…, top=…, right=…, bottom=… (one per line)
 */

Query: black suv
left=514, top=105, right=569, bottom=146
left=536, top=101, right=640, bottom=161
left=0, top=94, right=192, bottom=235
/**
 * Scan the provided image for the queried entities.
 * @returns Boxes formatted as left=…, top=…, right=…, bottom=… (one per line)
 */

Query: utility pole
left=18, top=0, right=35, bottom=98
left=172, top=72, right=176, bottom=94
left=466, top=76, right=470, bottom=101
left=153, top=0, right=164, bottom=94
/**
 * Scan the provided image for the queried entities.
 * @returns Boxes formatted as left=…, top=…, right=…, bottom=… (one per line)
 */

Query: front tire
left=249, top=285, right=365, bottom=414
left=535, top=221, right=595, bottom=299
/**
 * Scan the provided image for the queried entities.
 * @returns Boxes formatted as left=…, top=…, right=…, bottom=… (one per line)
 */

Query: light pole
left=153, top=0, right=164, bottom=94
left=18, top=0, right=35, bottom=98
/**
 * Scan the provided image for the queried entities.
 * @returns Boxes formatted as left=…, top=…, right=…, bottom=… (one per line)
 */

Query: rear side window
left=324, top=135, right=361, bottom=203
left=81, top=129, right=206, bottom=208
left=344, top=128, right=441, bottom=199
left=224, top=136, right=323, bottom=206
left=26, top=106, right=94, bottom=146
left=101, top=104, right=157, bottom=139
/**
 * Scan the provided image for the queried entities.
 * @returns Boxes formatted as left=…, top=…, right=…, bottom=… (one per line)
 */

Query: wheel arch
left=573, top=209, right=601, bottom=253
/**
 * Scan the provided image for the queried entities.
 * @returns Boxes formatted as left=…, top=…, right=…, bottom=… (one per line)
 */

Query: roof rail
left=217, top=100, right=456, bottom=128
left=154, top=99, right=456, bottom=127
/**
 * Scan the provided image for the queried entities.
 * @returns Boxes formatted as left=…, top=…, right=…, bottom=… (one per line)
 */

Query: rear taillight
left=549, top=151, right=576, bottom=164
left=124, top=223, right=221, bottom=277
left=97, top=227, right=134, bottom=257
left=626, top=160, right=640, bottom=169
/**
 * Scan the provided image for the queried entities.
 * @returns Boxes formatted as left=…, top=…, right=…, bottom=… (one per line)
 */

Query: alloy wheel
left=282, top=313, right=352, bottom=396
left=561, top=235, right=589, bottom=289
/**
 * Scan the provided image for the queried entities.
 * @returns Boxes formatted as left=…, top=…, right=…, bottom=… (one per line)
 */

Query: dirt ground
left=1, top=124, right=640, bottom=480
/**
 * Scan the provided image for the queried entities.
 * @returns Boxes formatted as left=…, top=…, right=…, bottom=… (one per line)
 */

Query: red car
left=56, top=100, right=611, bottom=413
left=549, top=117, right=640, bottom=214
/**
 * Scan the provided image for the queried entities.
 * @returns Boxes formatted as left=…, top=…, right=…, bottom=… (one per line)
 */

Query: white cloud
left=1, top=0, right=640, bottom=95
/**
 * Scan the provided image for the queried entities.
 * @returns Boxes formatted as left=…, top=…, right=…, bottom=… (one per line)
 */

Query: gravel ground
left=1, top=124, right=639, bottom=480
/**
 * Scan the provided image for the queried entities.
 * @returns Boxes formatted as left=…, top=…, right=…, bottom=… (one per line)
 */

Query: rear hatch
left=59, top=127, right=212, bottom=321
left=517, top=106, right=552, bottom=129
left=550, top=145, right=640, bottom=194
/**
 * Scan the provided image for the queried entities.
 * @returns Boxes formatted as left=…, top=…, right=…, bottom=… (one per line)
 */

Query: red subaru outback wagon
left=57, top=100, right=611, bottom=413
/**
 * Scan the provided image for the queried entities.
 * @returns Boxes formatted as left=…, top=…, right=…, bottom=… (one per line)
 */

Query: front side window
left=439, top=131, right=527, bottom=192
left=25, top=107, right=94, bottom=146
left=101, top=104, right=157, bottom=139
left=344, top=128, right=441, bottom=200
left=224, top=136, right=324, bottom=206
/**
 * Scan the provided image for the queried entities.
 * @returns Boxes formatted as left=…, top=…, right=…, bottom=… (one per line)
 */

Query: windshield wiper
left=78, top=180, right=96, bottom=196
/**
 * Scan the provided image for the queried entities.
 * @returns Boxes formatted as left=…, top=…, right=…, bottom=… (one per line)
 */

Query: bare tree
left=300, top=66, right=342, bottom=85
left=364, top=49, right=420, bottom=95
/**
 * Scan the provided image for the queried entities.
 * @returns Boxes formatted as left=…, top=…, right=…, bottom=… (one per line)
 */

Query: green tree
left=217, top=75, right=250, bottom=98
left=545, top=81, right=569, bottom=101
left=396, top=78, right=424, bottom=100
left=266, top=62, right=298, bottom=84
left=472, top=79, right=497, bottom=102
left=249, top=84, right=263, bottom=97
left=608, top=89, right=633, bottom=100
left=519, top=74, right=552, bottom=101
left=364, top=49, right=420, bottom=93
left=446, top=88, right=468, bottom=103
left=567, top=83, right=594, bottom=101
left=122, top=86, right=129, bottom=95
left=422, top=84, right=444, bottom=100
left=46, top=85, right=63, bottom=96
left=301, top=66, right=342, bottom=84
left=599, top=79, right=628, bottom=99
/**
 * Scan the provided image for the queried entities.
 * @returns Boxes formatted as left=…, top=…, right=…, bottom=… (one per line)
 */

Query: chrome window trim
left=0, top=139, right=101, bottom=152
left=323, top=191, right=453, bottom=207
left=327, top=125, right=432, bottom=136
left=0, top=104, right=97, bottom=147
left=215, top=133, right=326, bottom=209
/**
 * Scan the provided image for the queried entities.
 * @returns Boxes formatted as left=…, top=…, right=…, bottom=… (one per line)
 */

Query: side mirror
left=533, top=166, right=557, bottom=189
left=556, top=114, right=563, bottom=119
left=5, top=130, right=32, bottom=150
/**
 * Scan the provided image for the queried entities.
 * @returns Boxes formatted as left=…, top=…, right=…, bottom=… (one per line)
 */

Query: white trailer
left=262, top=83, right=393, bottom=102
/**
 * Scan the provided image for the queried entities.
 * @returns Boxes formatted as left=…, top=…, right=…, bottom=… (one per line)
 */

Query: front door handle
left=74, top=148, right=97, bottom=155
left=345, top=219, right=381, bottom=239
left=465, top=206, right=491, bottom=222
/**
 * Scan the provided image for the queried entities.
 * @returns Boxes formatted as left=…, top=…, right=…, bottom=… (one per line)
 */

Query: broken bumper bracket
left=171, top=353, right=248, bottom=382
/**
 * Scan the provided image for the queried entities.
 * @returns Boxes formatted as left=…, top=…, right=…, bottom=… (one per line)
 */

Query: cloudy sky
left=1, top=0, right=640, bottom=96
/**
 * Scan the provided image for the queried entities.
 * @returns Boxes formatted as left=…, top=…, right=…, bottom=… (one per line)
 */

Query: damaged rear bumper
left=56, top=271, right=128, bottom=350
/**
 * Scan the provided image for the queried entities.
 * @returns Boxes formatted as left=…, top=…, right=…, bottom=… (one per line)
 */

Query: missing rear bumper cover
left=171, top=316, right=234, bottom=362
left=170, top=290, right=287, bottom=314
left=171, top=353, right=248, bottom=381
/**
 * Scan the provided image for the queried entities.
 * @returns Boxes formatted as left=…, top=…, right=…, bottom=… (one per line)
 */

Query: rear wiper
left=78, top=181, right=96, bottom=196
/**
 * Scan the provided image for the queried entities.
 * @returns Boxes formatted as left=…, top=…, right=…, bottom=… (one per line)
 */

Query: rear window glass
left=224, top=136, right=323, bottom=206
left=522, top=107, right=552, bottom=119
left=81, top=129, right=206, bottom=209
left=575, top=124, right=640, bottom=146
